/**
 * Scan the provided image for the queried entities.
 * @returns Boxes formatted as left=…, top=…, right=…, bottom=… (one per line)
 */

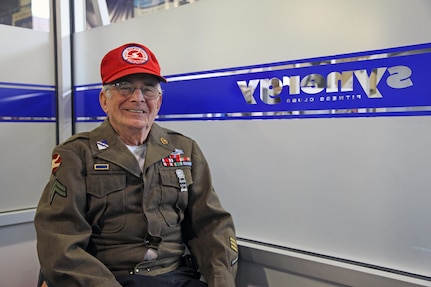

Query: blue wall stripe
left=75, top=42, right=431, bottom=122
left=0, top=82, right=56, bottom=122
left=2, top=43, right=430, bottom=123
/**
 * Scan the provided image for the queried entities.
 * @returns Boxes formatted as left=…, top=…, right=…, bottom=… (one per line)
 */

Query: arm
left=184, top=141, right=238, bottom=287
left=34, top=145, right=122, bottom=287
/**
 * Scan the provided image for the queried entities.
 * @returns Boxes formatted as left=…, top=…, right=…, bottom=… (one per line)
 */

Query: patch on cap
left=122, top=46, right=149, bottom=65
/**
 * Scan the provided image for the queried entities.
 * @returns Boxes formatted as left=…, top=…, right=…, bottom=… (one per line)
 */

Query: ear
left=99, top=90, right=108, bottom=113
left=156, top=95, right=163, bottom=112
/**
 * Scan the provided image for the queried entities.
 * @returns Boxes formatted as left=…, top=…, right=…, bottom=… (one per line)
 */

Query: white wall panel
left=0, top=123, right=54, bottom=211
left=1, top=25, right=54, bottom=85
left=0, top=23, right=55, bottom=287
left=0, top=26, right=54, bottom=212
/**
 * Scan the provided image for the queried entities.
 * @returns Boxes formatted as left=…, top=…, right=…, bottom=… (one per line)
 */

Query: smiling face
left=100, top=74, right=162, bottom=143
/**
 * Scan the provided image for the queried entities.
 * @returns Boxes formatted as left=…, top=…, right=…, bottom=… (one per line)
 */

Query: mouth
left=126, top=109, right=146, bottom=114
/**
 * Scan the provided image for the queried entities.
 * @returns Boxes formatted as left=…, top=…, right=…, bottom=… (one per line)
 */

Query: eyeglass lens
left=112, top=82, right=159, bottom=99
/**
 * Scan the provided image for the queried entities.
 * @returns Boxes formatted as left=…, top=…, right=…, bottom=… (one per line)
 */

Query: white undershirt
left=126, top=143, right=147, bottom=170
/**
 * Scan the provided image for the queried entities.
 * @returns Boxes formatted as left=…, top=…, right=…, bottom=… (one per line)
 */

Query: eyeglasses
left=109, top=81, right=161, bottom=100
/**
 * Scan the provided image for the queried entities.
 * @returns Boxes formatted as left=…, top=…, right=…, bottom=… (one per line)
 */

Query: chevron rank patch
left=229, top=236, right=238, bottom=253
left=49, top=179, right=67, bottom=204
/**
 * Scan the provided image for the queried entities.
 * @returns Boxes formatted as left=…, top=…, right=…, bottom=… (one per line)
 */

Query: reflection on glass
left=0, top=0, right=197, bottom=31
left=87, top=0, right=199, bottom=29
left=0, top=0, right=49, bottom=31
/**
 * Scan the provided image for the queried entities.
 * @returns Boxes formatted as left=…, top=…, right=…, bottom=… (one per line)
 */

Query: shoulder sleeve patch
left=51, top=153, right=62, bottom=174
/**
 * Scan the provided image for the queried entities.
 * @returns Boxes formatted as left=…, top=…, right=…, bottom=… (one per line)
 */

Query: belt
left=113, top=257, right=181, bottom=277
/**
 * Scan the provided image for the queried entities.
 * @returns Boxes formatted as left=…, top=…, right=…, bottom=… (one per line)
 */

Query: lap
left=117, top=267, right=208, bottom=287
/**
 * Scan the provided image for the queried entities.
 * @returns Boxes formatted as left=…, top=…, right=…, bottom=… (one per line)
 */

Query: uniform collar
left=144, top=123, right=176, bottom=170
left=89, top=119, right=175, bottom=176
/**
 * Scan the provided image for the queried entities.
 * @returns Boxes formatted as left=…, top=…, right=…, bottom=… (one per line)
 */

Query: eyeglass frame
left=106, top=81, right=162, bottom=100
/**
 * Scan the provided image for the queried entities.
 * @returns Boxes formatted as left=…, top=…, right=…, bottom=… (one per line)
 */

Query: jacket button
left=146, top=267, right=151, bottom=272
left=135, top=268, right=140, bottom=273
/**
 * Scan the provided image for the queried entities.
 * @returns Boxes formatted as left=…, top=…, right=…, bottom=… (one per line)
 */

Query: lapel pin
left=160, top=137, right=169, bottom=145
left=97, top=139, right=109, bottom=150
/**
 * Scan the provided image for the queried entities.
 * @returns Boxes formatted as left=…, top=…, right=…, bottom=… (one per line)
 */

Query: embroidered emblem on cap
left=122, top=46, right=148, bottom=65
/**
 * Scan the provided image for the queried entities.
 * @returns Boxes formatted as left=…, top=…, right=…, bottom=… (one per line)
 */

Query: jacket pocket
left=158, top=167, right=192, bottom=227
left=86, top=172, right=127, bottom=233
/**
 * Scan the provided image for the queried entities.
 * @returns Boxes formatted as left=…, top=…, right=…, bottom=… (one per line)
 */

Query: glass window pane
left=0, top=0, right=49, bottom=32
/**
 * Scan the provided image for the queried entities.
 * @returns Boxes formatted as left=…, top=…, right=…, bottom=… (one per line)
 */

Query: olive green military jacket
left=35, top=120, right=238, bottom=287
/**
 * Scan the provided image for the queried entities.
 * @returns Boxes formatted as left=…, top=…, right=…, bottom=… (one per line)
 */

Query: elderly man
left=35, top=43, right=238, bottom=287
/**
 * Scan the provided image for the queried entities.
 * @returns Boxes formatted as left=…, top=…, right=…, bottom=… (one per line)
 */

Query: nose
left=130, top=88, right=146, bottom=102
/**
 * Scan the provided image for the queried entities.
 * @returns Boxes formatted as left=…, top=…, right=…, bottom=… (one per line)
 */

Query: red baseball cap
left=100, top=43, right=167, bottom=84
